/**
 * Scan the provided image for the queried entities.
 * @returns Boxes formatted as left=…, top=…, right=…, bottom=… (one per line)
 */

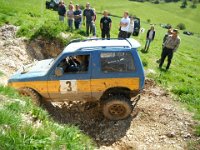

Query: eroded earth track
left=0, top=25, right=199, bottom=150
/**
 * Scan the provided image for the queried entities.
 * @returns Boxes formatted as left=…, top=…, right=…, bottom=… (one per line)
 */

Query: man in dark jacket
left=157, top=28, right=172, bottom=63
left=159, top=29, right=181, bottom=70
left=144, top=25, right=155, bottom=52
left=83, top=3, right=95, bottom=36
left=100, top=10, right=112, bottom=39
left=74, top=4, right=82, bottom=29
left=58, top=1, right=66, bottom=21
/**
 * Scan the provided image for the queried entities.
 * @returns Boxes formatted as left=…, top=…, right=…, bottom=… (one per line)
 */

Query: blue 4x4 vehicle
left=8, top=39, right=145, bottom=120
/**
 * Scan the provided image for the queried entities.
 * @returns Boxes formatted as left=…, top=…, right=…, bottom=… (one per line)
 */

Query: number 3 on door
left=60, top=80, right=77, bottom=94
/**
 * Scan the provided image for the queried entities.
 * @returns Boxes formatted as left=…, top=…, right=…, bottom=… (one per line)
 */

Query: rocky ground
left=0, top=25, right=199, bottom=150
left=0, top=24, right=63, bottom=79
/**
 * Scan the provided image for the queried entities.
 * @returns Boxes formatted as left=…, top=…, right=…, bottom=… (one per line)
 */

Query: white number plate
left=60, top=80, right=77, bottom=94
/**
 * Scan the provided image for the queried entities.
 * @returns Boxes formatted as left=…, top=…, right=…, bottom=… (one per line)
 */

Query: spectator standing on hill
left=69, top=1, right=74, bottom=10
left=91, top=8, right=96, bottom=37
left=159, top=29, right=181, bottom=70
left=118, top=11, right=130, bottom=39
left=83, top=3, right=95, bottom=36
left=127, top=16, right=134, bottom=38
left=157, top=28, right=172, bottom=63
left=67, top=4, right=74, bottom=31
left=58, top=1, right=66, bottom=22
left=144, top=25, right=155, bottom=52
left=74, top=4, right=82, bottom=29
left=100, top=10, right=112, bottom=39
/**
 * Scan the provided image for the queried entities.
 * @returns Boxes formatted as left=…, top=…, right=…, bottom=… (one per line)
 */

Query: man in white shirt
left=118, top=11, right=130, bottom=39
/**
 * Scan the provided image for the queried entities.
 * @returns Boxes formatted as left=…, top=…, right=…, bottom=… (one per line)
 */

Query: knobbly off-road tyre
left=102, top=96, right=133, bottom=120
left=19, top=88, right=42, bottom=106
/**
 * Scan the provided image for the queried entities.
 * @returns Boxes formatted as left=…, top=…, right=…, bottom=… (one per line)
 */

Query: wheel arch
left=17, top=86, right=42, bottom=97
left=100, top=87, right=133, bottom=102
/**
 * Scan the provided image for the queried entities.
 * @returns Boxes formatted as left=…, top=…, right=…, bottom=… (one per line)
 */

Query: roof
left=62, top=38, right=141, bottom=53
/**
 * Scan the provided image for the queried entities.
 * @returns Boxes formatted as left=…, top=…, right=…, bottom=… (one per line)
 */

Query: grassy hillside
left=0, top=0, right=200, bottom=146
left=0, top=86, right=94, bottom=149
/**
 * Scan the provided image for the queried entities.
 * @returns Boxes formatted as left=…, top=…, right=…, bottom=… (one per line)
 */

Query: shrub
left=142, top=59, right=148, bottom=67
left=153, top=0, right=160, bottom=4
left=31, top=21, right=66, bottom=40
left=79, top=4, right=85, bottom=10
left=180, top=0, right=188, bottom=8
left=176, top=23, right=186, bottom=30
left=147, top=19, right=151, bottom=24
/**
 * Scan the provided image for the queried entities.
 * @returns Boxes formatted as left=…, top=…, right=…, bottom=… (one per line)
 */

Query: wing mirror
left=55, top=67, right=64, bottom=76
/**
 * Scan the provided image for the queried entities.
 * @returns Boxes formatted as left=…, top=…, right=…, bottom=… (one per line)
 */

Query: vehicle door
left=47, top=52, right=92, bottom=101
left=91, top=50, right=140, bottom=100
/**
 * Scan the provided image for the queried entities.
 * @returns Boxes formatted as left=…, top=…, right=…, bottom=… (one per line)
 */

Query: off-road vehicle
left=8, top=39, right=145, bottom=120
left=46, top=0, right=60, bottom=11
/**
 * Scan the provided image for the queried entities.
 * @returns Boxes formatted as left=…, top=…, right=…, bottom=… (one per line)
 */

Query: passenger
left=144, top=25, right=156, bottom=52
left=67, top=55, right=88, bottom=72
left=118, top=11, right=130, bottom=39
left=159, top=29, right=181, bottom=70
left=58, top=1, right=66, bottom=22
left=75, top=55, right=88, bottom=71
left=100, top=10, right=112, bottom=39
left=67, top=56, right=81, bottom=72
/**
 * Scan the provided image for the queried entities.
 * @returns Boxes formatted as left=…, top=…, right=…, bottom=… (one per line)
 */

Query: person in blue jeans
left=83, top=3, right=95, bottom=36
left=67, top=4, right=74, bottom=31
left=73, top=4, right=82, bottom=29
left=144, top=25, right=155, bottom=52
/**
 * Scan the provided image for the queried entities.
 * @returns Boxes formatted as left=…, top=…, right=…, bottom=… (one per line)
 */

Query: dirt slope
left=0, top=25, right=199, bottom=150
left=43, top=79, right=198, bottom=150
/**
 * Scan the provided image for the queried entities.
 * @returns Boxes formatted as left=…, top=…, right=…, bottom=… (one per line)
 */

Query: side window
left=57, top=54, right=90, bottom=73
left=101, top=52, right=135, bottom=73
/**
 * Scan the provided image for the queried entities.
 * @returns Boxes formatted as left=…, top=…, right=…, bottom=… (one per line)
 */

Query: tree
left=180, top=0, right=187, bottom=8
left=177, top=23, right=186, bottom=30
left=191, top=0, right=197, bottom=8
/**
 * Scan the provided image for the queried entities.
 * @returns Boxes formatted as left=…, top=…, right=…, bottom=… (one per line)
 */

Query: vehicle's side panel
left=131, top=49, right=145, bottom=89
left=91, top=78, right=139, bottom=100
left=9, top=81, right=49, bottom=98
left=90, top=49, right=144, bottom=100
left=91, top=78, right=139, bottom=92
left=46, top=79, right=91, bottom=101
left=46, top=52, right=92, bottom=101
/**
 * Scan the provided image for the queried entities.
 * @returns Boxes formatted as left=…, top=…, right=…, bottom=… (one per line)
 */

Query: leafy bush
left=31, top=21, right=66, bottom=40
left=176, top=23, right=186, bottom=30
left=147, top=19, right=151, bottom=24
left=153, top=0, right=160, bottom=4
left=0, top=15, right=9, bottom=25
left=142, top=58, right=148, bottom=67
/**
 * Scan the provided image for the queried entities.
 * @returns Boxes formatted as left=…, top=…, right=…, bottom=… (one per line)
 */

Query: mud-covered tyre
left=102, top=96, right=133, bottom=120
left=19, top=88, right=41, bottom=106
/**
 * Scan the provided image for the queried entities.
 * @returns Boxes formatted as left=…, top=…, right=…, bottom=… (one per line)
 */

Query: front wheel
left=102, top=96, right=133, bottom=120
left=19, top=88, right=42, bottom=106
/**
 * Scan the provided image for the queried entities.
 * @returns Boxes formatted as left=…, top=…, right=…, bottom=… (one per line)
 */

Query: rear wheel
left=19, top=88, right=41, bottom=106
left=102, top=96, right=133, bottom=120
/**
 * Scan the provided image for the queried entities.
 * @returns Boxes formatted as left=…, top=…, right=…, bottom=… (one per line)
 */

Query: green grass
left=0, top=0, right=199, bottom=148
left=0, top=71, right=4, bottom=76
left=0, top=86, right=94, bottom=149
